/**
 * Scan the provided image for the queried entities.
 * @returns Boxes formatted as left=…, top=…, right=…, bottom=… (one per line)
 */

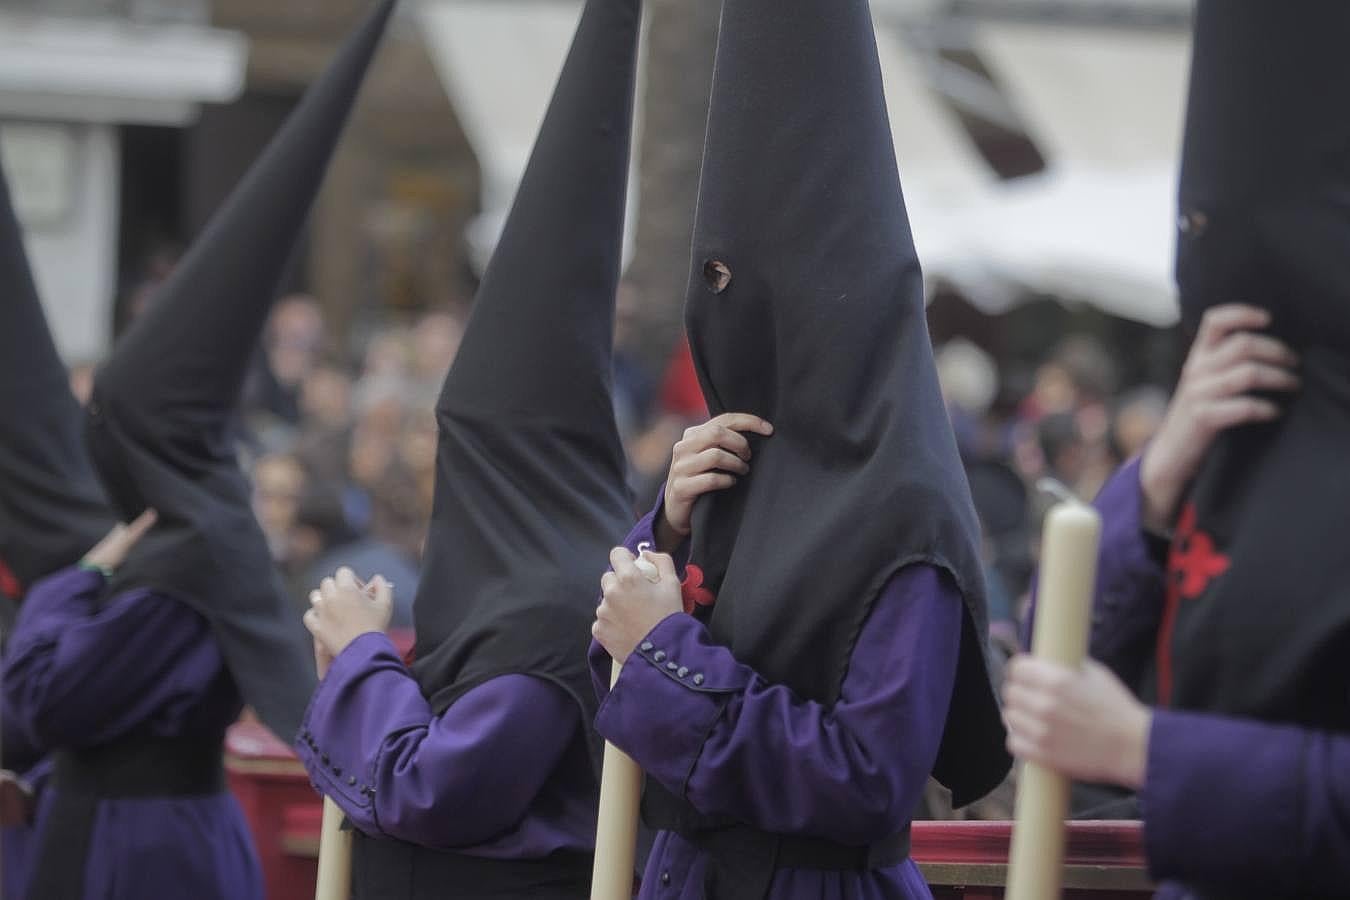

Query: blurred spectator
left=410, top=310, right=463, bottom=400
left=612, top=283, right=658, bottom=445
left=1112, top=386, right=1168, bottom=461
left=937, top=338, right=1000, bottom=458
left=625, top=337, right=709, bottom=509
left=245, top=294, right=325, bottom=427
left=306, top=466, right=424, bottom=629
left=299, top=361, right=354, bottom=432
left=251, top=453, right=307, bottom=562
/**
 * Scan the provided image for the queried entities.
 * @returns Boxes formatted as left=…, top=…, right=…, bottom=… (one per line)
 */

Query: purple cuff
left=12, top=566, right=104, bottom=632
left=595, top=613, right=751, bottom=795
left=1142, top=709, right=1301, bottom=892
left=296, top=631, right=411, bottom=816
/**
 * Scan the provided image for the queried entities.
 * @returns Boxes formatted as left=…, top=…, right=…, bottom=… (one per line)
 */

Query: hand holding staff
left=1005, top=501, right=1102, bottom=900
left=307, top=570, right=390, bottom=900
left=590, top=547, right=668, bottom=900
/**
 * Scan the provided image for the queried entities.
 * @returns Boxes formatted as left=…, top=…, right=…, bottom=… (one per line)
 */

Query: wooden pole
left=589, top=660, right=644, bottom=900
left=1006, top=501, right=1102, bottom=900
left=590, top=551, right=656, bottom=899
left=314, top=791, right=354, bottom=900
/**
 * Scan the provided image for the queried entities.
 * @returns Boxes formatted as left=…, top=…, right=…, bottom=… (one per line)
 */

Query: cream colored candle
left=314, top=795, right=353, bottom=900
left=589, top=660, right=643, bottom=900
left=1006, top=501, right=1102, bottom=900
left=589, top=550, right=656, bottom=899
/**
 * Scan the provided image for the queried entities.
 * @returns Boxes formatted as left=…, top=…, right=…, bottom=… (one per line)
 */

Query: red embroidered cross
left=1155, top=502, right=1230, bottom=705
left=681, top=564, right=717, bottom=616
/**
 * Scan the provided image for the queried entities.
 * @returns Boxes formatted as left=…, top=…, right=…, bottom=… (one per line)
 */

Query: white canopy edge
left=972, top=19, right=1191, bottom=168
left=0, top=12, right=247, bottom=125
left=417, top=0, right=642, bottom=274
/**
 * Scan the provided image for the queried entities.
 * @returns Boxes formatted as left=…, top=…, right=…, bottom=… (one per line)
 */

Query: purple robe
left=1086, top=459, right=1350, bottom=896
left=296, top=632, right=594, bottom=857
left=588, top=499, right=964, bottom=899
left=1, top=566, right=262, bottom=900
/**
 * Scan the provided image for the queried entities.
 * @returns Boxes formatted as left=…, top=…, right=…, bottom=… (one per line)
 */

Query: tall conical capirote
left=408, top=0, right=640, bottom=723
left=85, top=0, right=397, bottom=741
left=0, top=163, right=115, bottom=620
left=1158, top=1, right=1350, bottom=731
left=673, top=0, right=1009, bottom=808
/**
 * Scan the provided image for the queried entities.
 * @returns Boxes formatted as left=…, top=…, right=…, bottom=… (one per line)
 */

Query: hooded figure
left=0, top=161, right=117, bottom=900
left=84, top=0, right=395, bottom=743
left=1, top=6, right=395, bottom=899
left=588, top=0, right=1008, bottom=897
left=292, top=0, right=639, bottom=896
left=1157, top=0, right=1350, bottom=729
left=0, top=166, right=114, bottom=634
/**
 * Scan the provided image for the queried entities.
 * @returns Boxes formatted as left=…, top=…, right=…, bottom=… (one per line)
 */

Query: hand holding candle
left=589, top=545, right=661, bottom=900
left=310, top=572, right=388, bottom=900
left=1005, top=501, right=1102, bottom=900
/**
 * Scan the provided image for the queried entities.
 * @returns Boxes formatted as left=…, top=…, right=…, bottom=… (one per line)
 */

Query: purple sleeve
left=297, top=631, right=581, bottom=849
left=1023, top=458, right=1166, bottom=688
left=588, top=489, right=690, bottom=701
left=595, top=564, right=961, bottom=844
left=1087, top=457, right=1167, bottom=684
left=2, top=566, right=221, bottom=749
left=1140, top=709, right=1350, bottom=894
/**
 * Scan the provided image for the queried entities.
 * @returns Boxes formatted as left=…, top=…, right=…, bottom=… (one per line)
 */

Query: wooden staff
left=314, top=795, right=353, bottom=900
left=312, top=576, right=387, bottom=900
left=1006, top=500, right=1102, bottom=900
left=589, top=551, right=656, bottom=899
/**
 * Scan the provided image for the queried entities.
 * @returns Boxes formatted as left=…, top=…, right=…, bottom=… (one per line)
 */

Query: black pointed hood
left=85, top=0, right=396, bottom=741
left=1174, top=1, right=1350, bottom=341
left=0, top=164, right=115, bottom=615
left=409, top=0, right=639, bottom=721
left=1160, top=2, right=1350, bottom=731
left=674, top=0, right=1008, bottom=806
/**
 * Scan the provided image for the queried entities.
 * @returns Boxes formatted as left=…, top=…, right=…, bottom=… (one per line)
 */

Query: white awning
left=0, top=13, right=247, bottom=125
left=418, top=0, right=641, bottom=273
left=955, top=21, right=1192, bottom=325
left=973, top=20, right=1190, bottom=168
left=873, top=21, right=1002, bottom=290
left=417, top=3, right=1189, bottom=327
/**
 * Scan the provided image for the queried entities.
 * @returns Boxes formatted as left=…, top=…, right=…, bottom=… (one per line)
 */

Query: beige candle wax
left=1006, top=501, right=1102, bottom=900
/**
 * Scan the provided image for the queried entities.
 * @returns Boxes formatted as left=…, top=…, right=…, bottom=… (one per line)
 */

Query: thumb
left=652, top=552, right=678, bottom=585
left=370, top=575, right=394, bottom=610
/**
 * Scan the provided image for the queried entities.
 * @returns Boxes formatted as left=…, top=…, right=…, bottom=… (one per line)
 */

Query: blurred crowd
left=936, top=334, right=1168, bottom=655
left=73, top=276, right=1171, bottom=654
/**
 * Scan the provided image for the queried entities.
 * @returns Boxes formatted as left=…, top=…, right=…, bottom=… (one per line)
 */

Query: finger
left=319, top=577, right=339, bottom=600
left=1204, top=331, right=1299, bottom=373
left=710, top=412, right=775, bottom=436
left=600, top=572, right=618, bottom=594
left=651, top=552, right=679, bottom=584
left=309, top=590, right=323, bottom=607
left=1005, top=657, right=1075, bottom=692
left=1204, top=362, right=1300, bottom=399
left=677, top=472, right=738, bottom=500
left=693, top=447, right=751, bottom=476
left=1194, top=304, right=1271, bottom=349
left=369, top=575, right=393, bottom=609
left=609, top=546, right=639, bottom=580
left=303, top=608, right=321, bottom=634
left=680, top=424, right=751, bottom=461
left=122, top=509, right=159, bottom=546
left=1195, top=396, right=1282, bottom=432
left=1002, top=706, right=1050, bottom=744
left=335, top=567, right=358, bottom=589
